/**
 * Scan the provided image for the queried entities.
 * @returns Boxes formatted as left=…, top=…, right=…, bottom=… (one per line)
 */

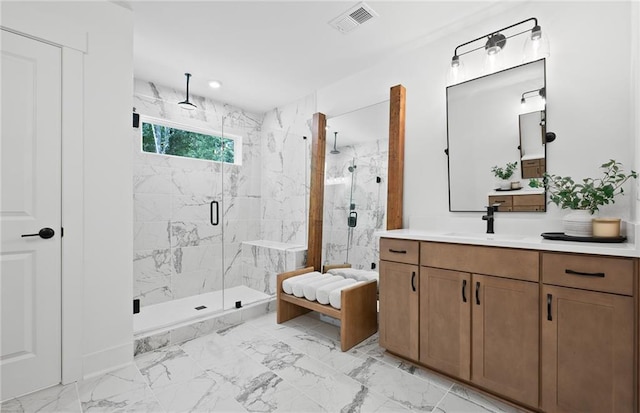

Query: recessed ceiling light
left=209, top=80, right=222, bottom=89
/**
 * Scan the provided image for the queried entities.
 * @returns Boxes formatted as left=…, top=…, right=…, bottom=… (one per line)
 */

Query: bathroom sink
left=443, top=232, right=526, bottom=241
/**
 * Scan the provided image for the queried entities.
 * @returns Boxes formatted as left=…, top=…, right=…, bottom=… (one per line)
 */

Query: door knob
left=21, top=227, right=55, bottom=239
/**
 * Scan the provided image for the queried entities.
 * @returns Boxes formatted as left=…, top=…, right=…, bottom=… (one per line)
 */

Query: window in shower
left=141, top=118, right=242, bottom=165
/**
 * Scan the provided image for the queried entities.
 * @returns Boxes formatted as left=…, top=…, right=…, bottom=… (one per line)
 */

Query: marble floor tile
left=448, top=385, right=528, bottom=413
left=152, top=372, right=244, bottom=413
left=0, top=383, right=81, bottom=413
left=433, top=391, right=497, bottom=413
left=135, top=345, right=204, bottom=390
left=346, top=356, right=448, bottom=411
left=7, top=312, right=526, bottom=413
left=77, top=365, right=154, bottom=412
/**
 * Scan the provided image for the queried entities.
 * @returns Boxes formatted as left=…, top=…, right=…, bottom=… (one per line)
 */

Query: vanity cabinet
left=522, top=158, right=546, bottom=178
left=379, top=239, right=420, bottom=360
left=540, top=252, right=635, bottom=413
left=488, top=193, right=545, bottom=212
left=379, top=237, right=638, bottom=412
left=420, top=243, right=539, bottom=407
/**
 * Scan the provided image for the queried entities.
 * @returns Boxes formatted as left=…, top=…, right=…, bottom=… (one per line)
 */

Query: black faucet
left=482, top=205, right=499, bottom=234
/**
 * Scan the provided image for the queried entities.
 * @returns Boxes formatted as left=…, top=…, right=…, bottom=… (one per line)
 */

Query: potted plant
left=491, top=161, right=519, bottom=190
left=544, top=159, right=638, bottom=237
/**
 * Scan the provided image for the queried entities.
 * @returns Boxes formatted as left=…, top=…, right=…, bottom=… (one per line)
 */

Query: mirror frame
left=307, top=84, right=406, bottom=271
left=445, top=59, right=547, bottom=212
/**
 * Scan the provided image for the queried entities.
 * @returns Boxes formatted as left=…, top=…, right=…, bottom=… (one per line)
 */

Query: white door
left=1, top=30, right=62, bottom=401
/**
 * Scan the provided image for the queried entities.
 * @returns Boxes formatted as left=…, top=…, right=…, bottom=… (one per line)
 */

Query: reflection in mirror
left=447, top=58, right=546, bottom=212
left=519, top=110, right=546, bottom=178
left=322, top=101, right=389, bottom=270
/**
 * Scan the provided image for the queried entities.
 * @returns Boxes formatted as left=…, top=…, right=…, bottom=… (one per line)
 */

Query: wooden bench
left=276, top=266, right=378, bottom=351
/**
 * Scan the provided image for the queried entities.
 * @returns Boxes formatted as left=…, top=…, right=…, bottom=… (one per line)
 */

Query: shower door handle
left=210, top=201, right=219, bottom=226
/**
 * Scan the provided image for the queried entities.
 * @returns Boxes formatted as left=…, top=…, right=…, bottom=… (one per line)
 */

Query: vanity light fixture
left=178, top=73, right=197, bottom=111
left=448, top=17, right=549, bottom=84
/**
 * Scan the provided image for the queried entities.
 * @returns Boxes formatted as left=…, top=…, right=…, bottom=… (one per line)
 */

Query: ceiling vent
left=329, top=2, right=379, bottom=34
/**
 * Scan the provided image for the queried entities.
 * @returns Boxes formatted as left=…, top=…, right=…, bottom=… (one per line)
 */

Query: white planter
left=563, top=209, right=596, bottom=237
left=498, top=180, right=511, bottom=190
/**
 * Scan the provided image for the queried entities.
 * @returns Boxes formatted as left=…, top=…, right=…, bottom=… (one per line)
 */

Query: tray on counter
left=494, top=187, right=523, bottom=192
left=541, top=232, right=627, bottom=243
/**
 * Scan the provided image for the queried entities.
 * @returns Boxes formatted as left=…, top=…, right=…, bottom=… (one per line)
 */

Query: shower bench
left=276, top=266, right=378, bottom=351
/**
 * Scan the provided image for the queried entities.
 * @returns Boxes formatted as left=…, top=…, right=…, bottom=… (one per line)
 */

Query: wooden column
left=387, top=84, right=406, bottom=230
left=307, top=112, right=326, bottom=271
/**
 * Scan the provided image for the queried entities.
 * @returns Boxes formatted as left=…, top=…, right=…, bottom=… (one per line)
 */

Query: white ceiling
left=127, top=1, right=501, bottom=114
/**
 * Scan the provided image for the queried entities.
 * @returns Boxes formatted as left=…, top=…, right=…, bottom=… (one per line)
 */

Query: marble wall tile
left=322, top=139, right=387, bottom=269
left=133, top=273, right=172, bottom=306
left=134, top=332, right=171, bottom=356
left=134, top=222, right=171, bottom=251
left=171, top=270, right=216, bottom=300
left=133, top=194, right=171, bottom=222
left=133, top=164, right=172, bottom=194
left=134, top=78, right=314, bottom=310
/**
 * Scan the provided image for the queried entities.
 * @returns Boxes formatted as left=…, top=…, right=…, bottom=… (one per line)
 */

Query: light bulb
left=523, top=25, right=550, bottom=62
left=446, top=55, right=466, bottom=85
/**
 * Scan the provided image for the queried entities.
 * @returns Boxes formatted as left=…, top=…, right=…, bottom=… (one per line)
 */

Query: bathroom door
left=0, top=30, right=62, bottom=400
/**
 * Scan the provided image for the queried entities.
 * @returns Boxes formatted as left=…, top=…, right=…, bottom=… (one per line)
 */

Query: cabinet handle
left=547, top=294, right=552, bottom=321
left=475, top=282, right=480, bottom=305
left=565, top=269, right=605, bottom=278
left=389, top=249, right=407, bottom=254
left=411, top=271, right=416, bottom=292
left=462, top=279, right=467, bottom=303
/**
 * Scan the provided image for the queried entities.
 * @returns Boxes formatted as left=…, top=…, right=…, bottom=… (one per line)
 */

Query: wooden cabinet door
left=379, top=260, right=419, bottom=360
left=541, top=285, right=634, bottom=413
left=419, top=267, right=471, bottom=380
left=472, top=274, right=539, bottom=408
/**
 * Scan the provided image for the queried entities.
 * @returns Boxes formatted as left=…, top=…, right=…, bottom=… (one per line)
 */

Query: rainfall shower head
left=330, top=132, right=340, bottom=154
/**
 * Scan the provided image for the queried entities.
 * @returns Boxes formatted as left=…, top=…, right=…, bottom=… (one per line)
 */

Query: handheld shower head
left=330, top=132, right=340, bottom=154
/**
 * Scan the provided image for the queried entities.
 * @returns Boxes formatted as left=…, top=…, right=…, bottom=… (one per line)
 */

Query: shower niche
left=322, top=100, right=389, bottom=270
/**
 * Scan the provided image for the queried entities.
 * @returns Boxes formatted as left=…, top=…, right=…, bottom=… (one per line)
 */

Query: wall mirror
left=446, top=58, right=546, bottom=212
left=322, top=101, right=389, bottom=270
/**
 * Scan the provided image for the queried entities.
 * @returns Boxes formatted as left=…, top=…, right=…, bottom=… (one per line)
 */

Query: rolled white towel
left=303, top=275, right=344, bottom=301
left=282, top=272, right=322, bottom=295
left=316, top=278, right=356, bottom=305
left=329, top=281, right=364, bottom=310
left=328, top=268, right=379, bottom=283
left=291, top=273, right=325, bottom=297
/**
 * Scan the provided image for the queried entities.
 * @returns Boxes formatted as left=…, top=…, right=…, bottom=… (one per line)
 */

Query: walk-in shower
left=322, top=100, right=389, bottom=270
left=131, top=80, right=311, bottom=352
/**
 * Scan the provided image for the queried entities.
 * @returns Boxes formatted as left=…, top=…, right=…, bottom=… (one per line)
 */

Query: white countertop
left=377, top=228, right=638, bottom=258
left=487, top=188, right=545, bottom=196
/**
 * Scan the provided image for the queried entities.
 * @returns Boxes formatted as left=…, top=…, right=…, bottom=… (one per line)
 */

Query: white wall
left=1, top=1, right=134, bottom=377
left=318, top=2, right=638, bottom=236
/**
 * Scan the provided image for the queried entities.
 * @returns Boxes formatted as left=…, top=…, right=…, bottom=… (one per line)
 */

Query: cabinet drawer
left=512, top=205, right=542, bottom=212
left=542, top=252, right=634, bottom=296
left=512, top=194, right=544, bottom=207
left=380, top=238, right=419, bottom=264
left=421, top=242, right=539, bottom=282
left=522, top=159, right=539, bottom=167
left=488, top=195, right=512, bottom=207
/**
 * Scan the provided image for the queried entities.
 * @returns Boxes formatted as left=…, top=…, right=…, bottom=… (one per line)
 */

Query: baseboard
left=82, top=342, right=133, bottom=380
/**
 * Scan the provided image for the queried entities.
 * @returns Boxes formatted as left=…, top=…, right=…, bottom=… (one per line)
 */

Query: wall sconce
left=448, top=17, right=550, bottom=84
left=178, top=73, right=197, bottom=110
left=521, top=87, right=546, bottom=105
